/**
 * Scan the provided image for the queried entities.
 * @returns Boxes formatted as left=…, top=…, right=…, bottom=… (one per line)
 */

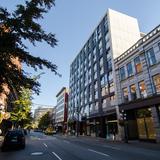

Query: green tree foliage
left=10, top=87, right=33, bottom=128
left=38, top=111, right=52, bottom=130
left=0, top=0, right=57, bottom=95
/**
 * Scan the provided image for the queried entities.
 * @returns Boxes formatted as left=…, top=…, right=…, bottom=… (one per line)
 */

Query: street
left=0, top=131, right=160, bottom=160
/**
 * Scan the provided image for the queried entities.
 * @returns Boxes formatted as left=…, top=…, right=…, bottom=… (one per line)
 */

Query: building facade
left=68, top=9, right=141, bottom=138
left=115, top=25, right=160, bottom=142
left=55, top=87, right=68, bottom=133
left=34, top=107, right=54, bottom=127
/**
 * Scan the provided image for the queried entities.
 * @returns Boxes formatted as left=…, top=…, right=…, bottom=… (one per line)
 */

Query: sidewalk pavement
left=60, top=134, right=160, bottom=151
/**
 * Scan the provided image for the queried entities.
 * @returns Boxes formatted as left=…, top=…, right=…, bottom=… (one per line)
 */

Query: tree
left=38, top=111, right=52, bottom=130
left=10, top=87, right=33, bottom=128
left=0, top=0, right=58, bottom=95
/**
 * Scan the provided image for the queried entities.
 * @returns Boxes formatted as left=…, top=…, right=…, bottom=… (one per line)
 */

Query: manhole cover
left=31, top=152, right=43, bottom=156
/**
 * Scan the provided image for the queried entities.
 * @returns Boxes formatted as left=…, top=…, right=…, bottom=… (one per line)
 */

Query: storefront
left=136, top=108, right=156, bottom=141
left=105, top=113, right=118, bottom=140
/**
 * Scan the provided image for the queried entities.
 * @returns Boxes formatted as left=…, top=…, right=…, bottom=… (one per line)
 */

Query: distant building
left=55, top=87, right=68, bottom=133
left=68, top=8, right=141, bottom=138
left=115, top=25, right=160, bottom=142
left=34, top=107, right=54, bottom=122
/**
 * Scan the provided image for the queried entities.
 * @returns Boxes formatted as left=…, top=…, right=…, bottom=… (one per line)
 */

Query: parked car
left=1, top=130, right=25, bottom=151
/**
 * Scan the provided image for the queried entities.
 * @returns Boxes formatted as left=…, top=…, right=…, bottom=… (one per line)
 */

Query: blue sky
left=1, top=0, right=160, bottom=110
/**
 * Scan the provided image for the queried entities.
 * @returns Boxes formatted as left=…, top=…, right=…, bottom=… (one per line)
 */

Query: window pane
left=147, top=48, right=156, bottom=66
left=108, top=71, right=113, bottom=82
left=123, top=88, right=128, bottom=102
left=130, top=84, right=137, bottom=100
left=153, top=74, right=160, bottom=94
left=139, top=81, right=147, bottom=98
left=109, top=82, right=114, bottom=93
left=101, top=86, right=108, bottom=96
left=120, top=67, right=126, bottom=80
left=127, top=62, right=133, bottom=77
left=107, top=59, right=112, bottom=70
left=134, top=56, right=142, bottom=73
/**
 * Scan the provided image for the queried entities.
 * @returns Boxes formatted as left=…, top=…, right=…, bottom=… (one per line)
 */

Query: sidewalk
left=60, top=134, right=160, bottom=151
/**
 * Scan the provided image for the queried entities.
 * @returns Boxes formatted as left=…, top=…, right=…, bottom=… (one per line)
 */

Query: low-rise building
left=115, top=25, right=160, bottom=142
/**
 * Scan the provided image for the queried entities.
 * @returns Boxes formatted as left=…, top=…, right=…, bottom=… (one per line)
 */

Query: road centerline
left=88, top=149, right=110, bottom=157
left=52, top=152, right=62, bottom=160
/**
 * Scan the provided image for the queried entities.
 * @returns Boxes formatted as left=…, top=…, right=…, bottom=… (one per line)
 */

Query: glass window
left=94, top=91, right=98, bottom=99
left=147, top=48, right=156, bottom=66
left=90, top=104, right=94, bottom=112
left=109, top=82, right=114, bottom=93
left=139, top=81, right=147, bottom=98
left=99, top=47, right=103, bottom=55
left=134, top=56, right=142, bottom=73
left=100, top=76, right=106, bottom=86
left=102, top=99, right=107, bottom=108
left=130, top=84, right=137, bottom=100
left=104, top=16, right=108, bottom=32
left=107, top=59, right=112, bottom=70
left=94, top=72, right=97, bottom=79
left=106, top=49, right=111, bottom=59
left=153, top=74, right=160, bottom=94
left=93, top=47, right=96, bottom=55
left=123, top=88, right=128, bottom=102
left=106, top=40, right=110, bottom=50
left=97, top=25, right=102, bottom=40
left=94, top=63, right=97, bottom=72
left=105, top=33, right=109, bottom=42
left=95, top=102, right=99, bottom=110
left=120, top=67, right=126, bottom=80
left=93, top=32, right=96, bottom=45
left=94, top=81, right=98, bottom=90
left=127, top=62, right=133, bottom=77
left=100, top=57, right=103, bottom=66
left=110, top=95, right=115, bottom=100
left=101, top=86, right=108, bottom=96
left=108, top=71, right=113, bottom=82
left=100, top=66, right=104, bottom=75
left=99, top=40, right=102, bottom=48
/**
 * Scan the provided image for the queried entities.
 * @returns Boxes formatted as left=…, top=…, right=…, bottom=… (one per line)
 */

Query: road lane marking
left=103, top=145, right=120, bottom=150
left=43, top=143, right=48, bottom=148
left=31, top=152, right=43, bottom=156
left=52, top=152, right=62, bottom=160
left=88, top=149, right=110, bottom=157
left=63, top=140, right=70, bottom=144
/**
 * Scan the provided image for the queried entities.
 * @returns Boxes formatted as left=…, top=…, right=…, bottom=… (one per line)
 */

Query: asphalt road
left=0, top=131, right=160, bottom=160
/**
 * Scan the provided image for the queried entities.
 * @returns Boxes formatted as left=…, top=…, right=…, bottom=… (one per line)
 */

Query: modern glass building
left=68, top=9, right=141, bottom=138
